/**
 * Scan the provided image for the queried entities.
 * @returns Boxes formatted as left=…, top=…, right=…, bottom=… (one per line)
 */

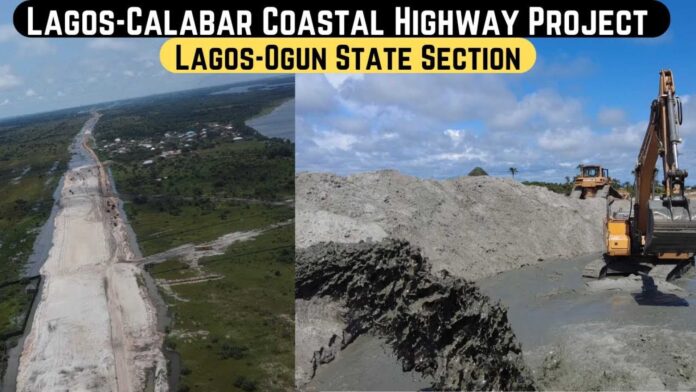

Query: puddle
left=309, top=334, right=432, bottom=392
left=478, top=254, right=696, bottom=352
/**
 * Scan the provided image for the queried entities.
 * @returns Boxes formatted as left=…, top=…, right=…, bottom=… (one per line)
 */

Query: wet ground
left=478, top=254, right=696, bottom=350
left=309, top=334, right=432, bottom=391
left=309, top=253, right=696, bottom=391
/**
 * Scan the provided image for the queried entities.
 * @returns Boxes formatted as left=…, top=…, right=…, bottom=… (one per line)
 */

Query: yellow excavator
left=584, top=70, right=696, bottom=280
left=570, top=164, right=622, bottom=199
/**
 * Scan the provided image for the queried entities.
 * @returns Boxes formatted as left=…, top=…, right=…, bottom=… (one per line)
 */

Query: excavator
left=584, top=70, right=696, bottom=281
left=570, top=164, right=622, bottom=199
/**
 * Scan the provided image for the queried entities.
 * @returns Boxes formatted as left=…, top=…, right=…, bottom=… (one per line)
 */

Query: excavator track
left=648, top=261, right=692, bottom=281
left=582, top=257, right=607, bottom=279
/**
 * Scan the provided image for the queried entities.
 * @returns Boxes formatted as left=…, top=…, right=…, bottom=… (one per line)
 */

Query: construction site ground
left=297, top=170, right=696, bottom=391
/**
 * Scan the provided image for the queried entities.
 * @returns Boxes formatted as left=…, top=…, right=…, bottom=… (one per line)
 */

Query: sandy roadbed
left=16, top=116, right=166, bottom=392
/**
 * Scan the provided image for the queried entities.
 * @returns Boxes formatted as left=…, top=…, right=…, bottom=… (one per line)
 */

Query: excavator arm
left=633, top=70, right=696, bottom=255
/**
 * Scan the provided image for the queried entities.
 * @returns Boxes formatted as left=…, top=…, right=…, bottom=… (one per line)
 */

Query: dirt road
left=16, top=114, right=166, bottom=392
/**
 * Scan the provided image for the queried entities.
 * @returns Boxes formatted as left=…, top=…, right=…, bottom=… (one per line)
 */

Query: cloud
left=444, top=129, right=465, bottom=146
left=0, top=66, right=21, bottom=90
left=296, top=72, right=681, bottom=182
left=538, top=127, right=593, bottom=152
left=25, top=88, right=36, bottom=97
left=598, top=107, right=627, bottom=126
left=0, top=98, right=10, bottom=106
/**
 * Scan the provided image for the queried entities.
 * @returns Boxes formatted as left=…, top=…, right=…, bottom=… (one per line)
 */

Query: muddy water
left=478, top=254, right=696, bottom=352
left=309, top=334, right=432, bottom=391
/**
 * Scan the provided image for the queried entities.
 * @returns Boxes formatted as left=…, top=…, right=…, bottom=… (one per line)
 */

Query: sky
left=0, top=1, right=267, bottom=119
left=296, top=0, right=696, bottom=184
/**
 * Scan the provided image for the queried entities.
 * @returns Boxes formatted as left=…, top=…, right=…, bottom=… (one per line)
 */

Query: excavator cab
left=570, top=164, right=619, bottom=199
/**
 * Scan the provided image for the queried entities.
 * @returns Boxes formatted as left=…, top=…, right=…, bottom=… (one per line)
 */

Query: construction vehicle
left=584, top=70, right=696, bottom=281
left=570, top=164, right=622, bottom=199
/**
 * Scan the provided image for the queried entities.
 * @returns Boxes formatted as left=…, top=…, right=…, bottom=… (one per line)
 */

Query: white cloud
left=0, top=66, right=21, bottom=90
left=444, top=129, right=465, bottom=146
left=598, top=107, right=627, bottom=126
left=296, top=71, right=660, bottom=181
left=123, top=70, right=136, bottom=77
left=538, top=127, right=593, bottom=152
left=312, top=130, right=358, bottom=151
left=0, top=98, right=10, bottom=106
left=25, top=88, right=36, bottom=97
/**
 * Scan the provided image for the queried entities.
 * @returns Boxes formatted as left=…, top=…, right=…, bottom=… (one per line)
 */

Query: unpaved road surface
left=16, top=114, right=166, bottom=392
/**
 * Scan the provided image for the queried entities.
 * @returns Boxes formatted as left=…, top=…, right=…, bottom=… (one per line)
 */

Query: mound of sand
left=297, top=170, right=606, bottom=280
left=296, top=239, right=535, bottom=391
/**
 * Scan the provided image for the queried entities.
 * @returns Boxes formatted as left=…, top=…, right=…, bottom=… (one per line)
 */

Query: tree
left=564, top=176, right=571, bottom=185
left=467, top=167, right=488, bottom=176
left=509, top=167, right=518, bottom=179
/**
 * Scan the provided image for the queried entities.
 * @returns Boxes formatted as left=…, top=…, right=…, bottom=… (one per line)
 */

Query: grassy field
left=0, top=282, right=32, bottom=336
left=93, top=77, right=295, bottom=391
left=153, top=226, right=294, bottom=392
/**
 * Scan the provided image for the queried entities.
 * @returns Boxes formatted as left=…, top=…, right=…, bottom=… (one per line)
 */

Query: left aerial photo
left=0, top=14, right=295, bottom=392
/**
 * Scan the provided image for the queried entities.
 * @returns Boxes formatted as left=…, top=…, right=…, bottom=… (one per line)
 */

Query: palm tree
left=509, top=167, right=518, bottom=179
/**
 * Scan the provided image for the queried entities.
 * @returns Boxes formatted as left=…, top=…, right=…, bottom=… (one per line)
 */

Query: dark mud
left=296, top=239, right=535, bottom=391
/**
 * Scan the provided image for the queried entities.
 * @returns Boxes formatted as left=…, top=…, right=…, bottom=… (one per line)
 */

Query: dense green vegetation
left=94, top=77, right=295, bottom=391
left=0, top=282, right=32, bottom=336
left=95, top=78, right=294, bottom=256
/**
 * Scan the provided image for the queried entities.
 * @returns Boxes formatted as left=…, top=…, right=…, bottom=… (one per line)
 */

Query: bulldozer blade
left=646, top=202, right=696, bottom=254
left=570, top=187, right=582, bottom=199
left=597, top=185, right=610, bottom=198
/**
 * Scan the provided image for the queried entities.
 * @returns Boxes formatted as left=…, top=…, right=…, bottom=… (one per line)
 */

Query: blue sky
left=0, top=1, right=265, bottom=119
left=297, top=0, right=696, bottom=184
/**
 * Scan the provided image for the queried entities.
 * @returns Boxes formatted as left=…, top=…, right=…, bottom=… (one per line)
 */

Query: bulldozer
left=584, top=70, right=696, bottom=281
left=569, top=164, right=622, bottom=199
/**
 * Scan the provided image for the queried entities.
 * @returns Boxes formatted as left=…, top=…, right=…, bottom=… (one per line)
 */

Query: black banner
left=14, top=1, right=670, bottom=38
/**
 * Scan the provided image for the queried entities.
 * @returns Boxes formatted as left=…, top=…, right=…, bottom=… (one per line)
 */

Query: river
left=246, top=99, right=295, bottom=141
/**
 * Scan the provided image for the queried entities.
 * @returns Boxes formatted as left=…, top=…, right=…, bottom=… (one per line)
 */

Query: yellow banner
left=160, top=38, right=536, bottom=73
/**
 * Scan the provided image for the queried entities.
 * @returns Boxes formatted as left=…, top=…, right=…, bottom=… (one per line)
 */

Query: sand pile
left=297, top=170, right=605, bottom=280
left=296, top=239, right=535, bottom=391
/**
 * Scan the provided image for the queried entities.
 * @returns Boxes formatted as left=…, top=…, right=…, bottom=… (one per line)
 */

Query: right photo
left=294, top=37, right=696, bottom=392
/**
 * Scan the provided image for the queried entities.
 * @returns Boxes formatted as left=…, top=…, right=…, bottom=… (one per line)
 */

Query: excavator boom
left=634, top=70, right=696, bottom=255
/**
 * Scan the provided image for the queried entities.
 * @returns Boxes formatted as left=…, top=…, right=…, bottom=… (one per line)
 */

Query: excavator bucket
left=645, top=199, right=696, bottom=254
